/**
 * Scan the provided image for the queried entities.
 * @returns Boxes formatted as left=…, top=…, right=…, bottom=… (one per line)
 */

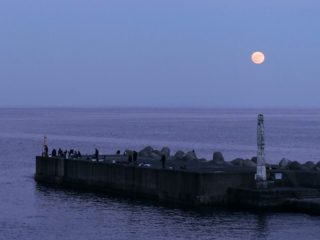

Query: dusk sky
left=1, top=0, right=319, bottom=107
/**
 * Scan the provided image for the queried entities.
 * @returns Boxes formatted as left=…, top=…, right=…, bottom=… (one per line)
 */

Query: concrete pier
left=35, top=156, right=320, bottom=214
left=35, top=156, right=255, bottom=206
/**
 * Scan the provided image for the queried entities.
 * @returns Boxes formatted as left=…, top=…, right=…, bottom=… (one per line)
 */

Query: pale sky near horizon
left=0, top=0, right=319, bottom=108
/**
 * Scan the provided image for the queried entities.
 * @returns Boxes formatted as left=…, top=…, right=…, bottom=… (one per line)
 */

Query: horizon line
left=0, top=105, right=320, bottom=110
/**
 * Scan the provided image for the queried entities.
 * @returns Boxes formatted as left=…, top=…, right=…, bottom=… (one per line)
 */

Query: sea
left=0, top=108, right=320, bottom=240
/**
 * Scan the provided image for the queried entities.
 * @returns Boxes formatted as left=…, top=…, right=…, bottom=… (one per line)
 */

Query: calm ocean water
left=0, top=108, right=320, bottom=240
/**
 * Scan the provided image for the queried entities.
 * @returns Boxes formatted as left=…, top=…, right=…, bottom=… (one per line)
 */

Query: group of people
left=43, top=145, right=167, bottom=169
left=53, top=148, right=82, bottom=159
left=42, top=145, right=82, bottom=159
left=127, top=151, right=138, bottom=164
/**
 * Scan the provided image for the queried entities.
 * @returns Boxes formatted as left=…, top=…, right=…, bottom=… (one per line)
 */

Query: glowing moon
left=251, top=51, right=265, bottom=64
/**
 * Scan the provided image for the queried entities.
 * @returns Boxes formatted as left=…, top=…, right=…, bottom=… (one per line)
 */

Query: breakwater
left=35, top=155, right=320, bottom=214
left=35, top=156, right=256, bottom=206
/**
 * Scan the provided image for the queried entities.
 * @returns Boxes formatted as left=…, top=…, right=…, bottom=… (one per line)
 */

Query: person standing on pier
left=77, top=151, right=82, bottom=159
left=42, top=135, right=48, bottom=157
left=133, top=151, right=138, bottom=165
left=95, top=148, right=99, bottom=161
left=43, top=145, right=48, bottom=157
left=58, top=148, right=63, bottom=157
left=128, top=154, right=132, bottom=163
left=51, top=149, right=57, bottom=157
left=161, top=154, right=166, bottom=169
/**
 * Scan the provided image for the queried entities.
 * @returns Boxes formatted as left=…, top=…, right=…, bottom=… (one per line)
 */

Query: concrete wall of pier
left=35, top=157, right=256, bottom=206
left=277, top=171, right=320, bottom=188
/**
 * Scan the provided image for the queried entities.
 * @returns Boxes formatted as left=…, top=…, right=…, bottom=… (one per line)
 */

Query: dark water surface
left=0, top=108, right=320, bottom=240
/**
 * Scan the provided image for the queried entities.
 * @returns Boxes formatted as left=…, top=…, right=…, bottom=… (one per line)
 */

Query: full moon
left=251, top=51, right=265, bottom=64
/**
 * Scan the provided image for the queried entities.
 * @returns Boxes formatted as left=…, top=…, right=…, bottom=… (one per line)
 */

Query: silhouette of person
left=161, top=154, right=166, bottom=169
left=58, top=148, right=63, bottom=157
left=43, top=145, right=48, bottom=157
left=95, top=148, right=99, bottom=161
left=133, top=151, right=138, bottom=164
left=51, top=149, right=57, bottom=157
left=128, top=154, right=132, bottom=163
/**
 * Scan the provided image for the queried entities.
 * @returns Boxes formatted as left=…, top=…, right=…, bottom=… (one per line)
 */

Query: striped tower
left=256, top=114, right=267, bottom=187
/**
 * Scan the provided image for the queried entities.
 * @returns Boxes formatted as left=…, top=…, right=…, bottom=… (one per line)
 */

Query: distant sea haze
left=0, top=108, right=319, bottom=163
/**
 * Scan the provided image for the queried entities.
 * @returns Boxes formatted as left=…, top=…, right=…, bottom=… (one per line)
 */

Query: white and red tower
left=255, top=114, right=267, bottom=187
